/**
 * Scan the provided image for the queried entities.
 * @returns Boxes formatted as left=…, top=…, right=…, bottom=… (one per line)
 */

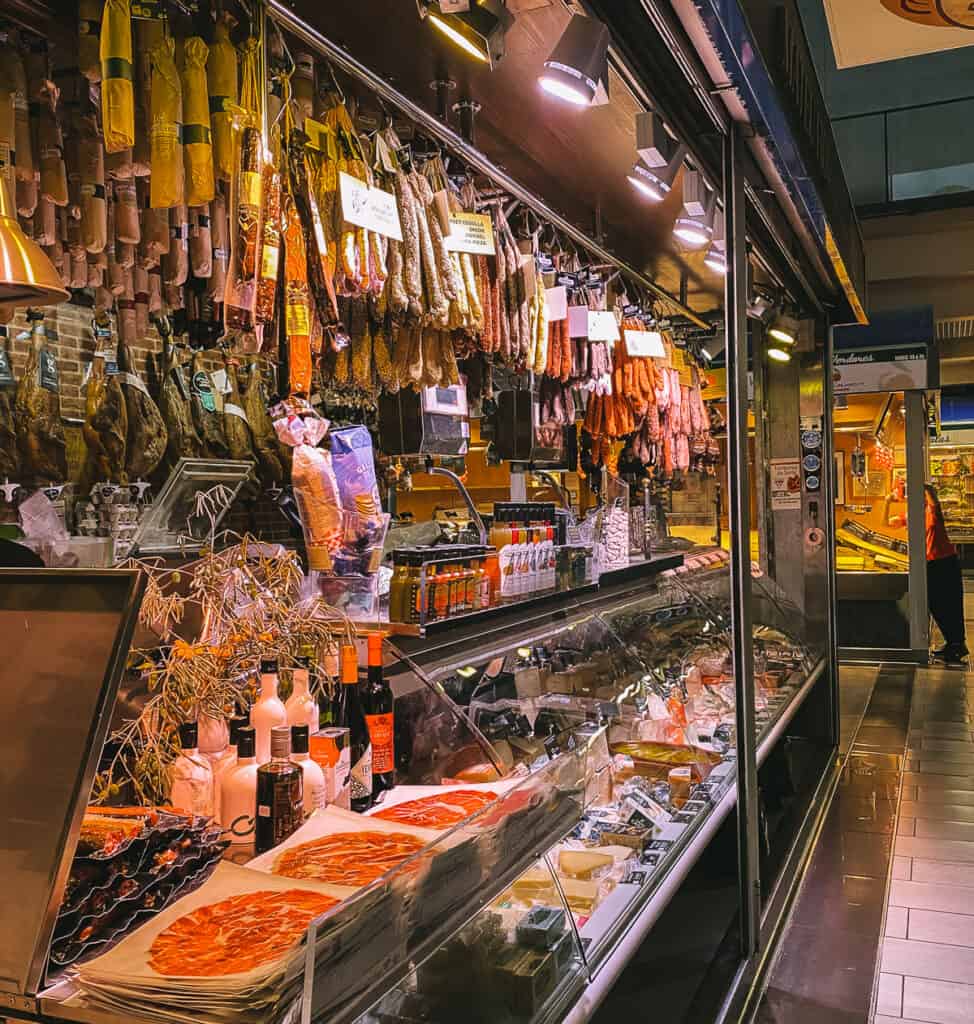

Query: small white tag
left=445, top=211, right=496, bottom=255
left=210, top=368, right=231, bottom=395
left=545, top=285, right=568, bottom=322
left=624, top=329, right=666, bottom=358
left=588, top=310, right=621, bottom=343
left=119, top=371, right=150, bottom=396
left=225, top=402, right=248, bottom=423
left=339, top=171, right=403, bottom=241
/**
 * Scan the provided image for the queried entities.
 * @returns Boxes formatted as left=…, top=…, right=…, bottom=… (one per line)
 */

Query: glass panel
left=295, top=746, right=593, bottom=1024
left=834, top=392, right=912, bottom=651
left=888, top=100, right=974, bottom=202
left=353, top=855, right=588, bottom=1024
left=929, top=439, right=974, bottom=547
left=833, top=114, right=888, bottom=207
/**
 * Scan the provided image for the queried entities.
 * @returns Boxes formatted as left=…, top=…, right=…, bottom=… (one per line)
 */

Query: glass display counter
left=5, top=557, right=825, bottom=1024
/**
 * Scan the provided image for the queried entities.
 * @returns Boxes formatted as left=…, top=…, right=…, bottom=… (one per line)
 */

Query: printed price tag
left=445, top=211, right=496, bottom=255
left=339, top=171, right=403, bottom=241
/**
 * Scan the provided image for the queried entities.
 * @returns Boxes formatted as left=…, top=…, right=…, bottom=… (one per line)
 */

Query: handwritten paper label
left=567, top=305, right=589, bottom=339
left=587, top=310, right=621, bottom=343
left=445, top=211, right=496, bottom=255
left=624, top=329, right=666, bottom=358
left=339, top=171, right=403, bottom=241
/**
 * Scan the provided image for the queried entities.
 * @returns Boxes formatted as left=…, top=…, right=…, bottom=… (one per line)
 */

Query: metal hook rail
left=263, top=0, right=710, bottom=331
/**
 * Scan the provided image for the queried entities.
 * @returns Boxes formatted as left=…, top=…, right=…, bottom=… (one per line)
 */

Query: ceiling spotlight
left=768, top=346, right=792, bottom=363
left=635, top=111, right=673, bottom=168
left=768, top=311, right=799, bottom=346
left=539, top=13, right=609, bottom=107
left=627, top=144, right=687, bottom=202
left=703, top=211, right=726, bottom=274
left=747, top=290, right=775, bottom=322
left=422, top=1, right=514, bottom=67
left=673, top=170, right=715, bottom=247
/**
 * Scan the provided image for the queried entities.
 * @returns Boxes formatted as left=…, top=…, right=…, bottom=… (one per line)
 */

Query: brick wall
left=4, top=299, right=298, bottom=545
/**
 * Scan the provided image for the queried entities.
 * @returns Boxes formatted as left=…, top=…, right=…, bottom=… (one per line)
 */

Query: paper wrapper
left=100, top=0, right=135, bottom=154
left=149, top=38, right=183, bottom=209
left=180, top=37, right=214, bottom=207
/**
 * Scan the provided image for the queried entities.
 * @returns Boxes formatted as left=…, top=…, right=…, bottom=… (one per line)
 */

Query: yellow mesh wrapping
left=206, top=17, right=237, bottom=182
left=99, top=0, right=135, bottom=154
left=149, top=37, right=183, bottom=209
left=180, top=36, right=214, bottom=206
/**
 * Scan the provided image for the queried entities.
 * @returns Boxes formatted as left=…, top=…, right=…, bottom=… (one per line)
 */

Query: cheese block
left=558, top=850, right=613, bottom=880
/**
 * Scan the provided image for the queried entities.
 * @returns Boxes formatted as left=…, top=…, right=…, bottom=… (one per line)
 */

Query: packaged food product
left=273, top=412, right=341, bottom=571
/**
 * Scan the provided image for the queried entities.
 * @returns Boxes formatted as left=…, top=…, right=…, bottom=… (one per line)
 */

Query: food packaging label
left=339, top=171, right=403, bottom=241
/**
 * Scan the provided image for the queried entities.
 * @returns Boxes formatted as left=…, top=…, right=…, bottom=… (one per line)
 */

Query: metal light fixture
left=768, top=345, right=792, bottom=363
left=0, top=175, right=68, bottom=306
left=627, top=144, right=687, bottom=203
left=421, top=1, right=514, bottom=67
left=538, top=13, right=609, bottom=107
left=673, top=170, right=715, bottom=247
left=703, top=211, right=726, bottom=275
left=768, top=310, right=799, bottom=346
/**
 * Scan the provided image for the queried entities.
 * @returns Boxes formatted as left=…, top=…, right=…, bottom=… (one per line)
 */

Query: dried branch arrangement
left=93, top=532, right=354, bottom=805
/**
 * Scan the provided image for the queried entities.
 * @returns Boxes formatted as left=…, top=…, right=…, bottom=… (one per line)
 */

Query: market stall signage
left=339, top=171, right=403, bottom=241
left=770, top=458, right=802, bottom=511
left=624, top=329, right=666, bottom=358
left=445, top=211, right=496, bottom=255
left=833, top=344, right=928, bottom=395
left=587, top=310, right=620, bottom=343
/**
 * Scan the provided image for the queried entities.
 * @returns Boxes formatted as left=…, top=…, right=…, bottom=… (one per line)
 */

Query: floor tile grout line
left=869, top=663, right=916, bottom=1024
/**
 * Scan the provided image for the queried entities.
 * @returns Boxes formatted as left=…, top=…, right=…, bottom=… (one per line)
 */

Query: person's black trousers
left=927, top=554, right=966, bottom=648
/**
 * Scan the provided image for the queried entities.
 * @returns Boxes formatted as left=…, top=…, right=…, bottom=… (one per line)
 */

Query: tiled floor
left=756, top=664, right=908, bottom=1023
left=875, top=668, right=974, bottom=1024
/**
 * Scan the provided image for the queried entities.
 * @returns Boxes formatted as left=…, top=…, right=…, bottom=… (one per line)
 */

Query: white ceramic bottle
left=290, top=724, right=326, bottom=815
left=221, top=726, right=258, bottom=843
left=212, top=715, right=250, bottom=813
left=252, top=658, right=287, bottom=764
left=169, top=721, right=214, bottom=818
left=285, top=656, right=319, bottom=734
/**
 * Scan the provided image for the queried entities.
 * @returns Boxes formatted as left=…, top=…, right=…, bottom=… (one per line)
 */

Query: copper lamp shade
left=0, top=176, right=69, bottom=306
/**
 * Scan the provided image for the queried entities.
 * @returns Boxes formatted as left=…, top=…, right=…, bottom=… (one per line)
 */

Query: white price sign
left=624, top=329, right=666, bottom=358
left=587, top=310, right=621, bottom=343
left=339, top=171, right=403, bottom=241
left=545, top=285, right=567, bottom=322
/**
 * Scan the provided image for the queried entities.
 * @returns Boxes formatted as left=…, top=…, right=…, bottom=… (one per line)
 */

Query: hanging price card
left=339, top=171, right=403, bottom=241
left=624, top=329, right=666, bottom=358
left=445, top=211, right=496, bottom=255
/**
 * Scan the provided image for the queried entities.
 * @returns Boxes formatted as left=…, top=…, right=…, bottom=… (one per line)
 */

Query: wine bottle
left=333, top=642, right=372, bottom=812
left=255, top=725, right=303, bottom=854
left=363, top=634, right=395, bottom=799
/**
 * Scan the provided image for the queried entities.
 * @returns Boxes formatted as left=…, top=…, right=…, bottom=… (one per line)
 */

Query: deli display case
left=1, top=550, right=827, bottom=1024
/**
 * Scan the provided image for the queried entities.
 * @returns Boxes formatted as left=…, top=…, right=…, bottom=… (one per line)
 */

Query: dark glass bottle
left=363, top=633, right=395, bottom=799
left=254, top=725, right=303, bottom=854
left=333, top=643, right=372, bottom=812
